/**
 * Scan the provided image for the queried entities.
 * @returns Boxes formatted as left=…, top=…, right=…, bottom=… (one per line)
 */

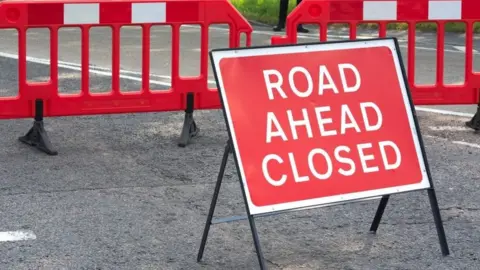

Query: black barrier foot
left=465, top=108, right=480, bottom=131
left=178, top=93, right=200, bottom=147
left=18, top=99, right=58, bottom=156
left=178, top=112, right=199, bottom=147
left=19, top=121, right=58, bottom=156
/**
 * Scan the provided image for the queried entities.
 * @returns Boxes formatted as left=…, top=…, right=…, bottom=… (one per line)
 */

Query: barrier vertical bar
left=51, top=26, right=59, bottom=91
left=112, top=25, right=121, bottom=94
left=18, top=27, right=27, bottom=98
left=81, top=26, right=91, bottom=96
left=349, top=23, right=357, bottom=39
left=407, top=22, right=416, bottom=86
left=142, top=25, right=151, bottom=93
left=436, top=23, right=445, bottom=87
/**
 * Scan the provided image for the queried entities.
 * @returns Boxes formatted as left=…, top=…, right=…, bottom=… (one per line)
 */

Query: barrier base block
left=178, top=93, right=199, bottom=147
left=178, top=112, right=199, bottom=147
left=465, top=105, right=480, bottom=131
left=19, top=120, right=58, bottom=156
left=18, top=99, right=58, bottom=156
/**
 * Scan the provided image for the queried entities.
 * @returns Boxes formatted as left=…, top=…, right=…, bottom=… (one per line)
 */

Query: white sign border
left=211, top=38, right=431, bottom=216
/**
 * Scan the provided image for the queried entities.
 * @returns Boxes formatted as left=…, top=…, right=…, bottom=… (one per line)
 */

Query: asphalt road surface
left=0, top=24, right=479, bottom=269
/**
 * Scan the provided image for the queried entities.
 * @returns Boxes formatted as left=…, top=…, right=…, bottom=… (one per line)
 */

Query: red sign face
left=212, top=40, right=430, bottom=215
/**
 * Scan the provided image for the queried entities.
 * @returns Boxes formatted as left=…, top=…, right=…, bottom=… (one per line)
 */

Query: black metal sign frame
left=197, top=37, right=449, bottom=269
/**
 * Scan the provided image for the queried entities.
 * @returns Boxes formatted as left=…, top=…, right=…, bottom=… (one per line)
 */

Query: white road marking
left=53, top=57, right=217, bottom=84
left=453, top=45, right=479, bottom=53
left=150, top=48, right=172, bottom=52
left=0, top=52, right=217, bottom=86
left=452, top=140, right=480, bottom=149
left=0, top=52, right=171, bottom=87
left=425, top=135, right=480, bottom=150
left=0, top=230, right=36, bottom=242
left=415, top=107, right=474, bottom=117
left=428, top=126, right=471, bottom=131
left=424, top=134, right=448, bottom=141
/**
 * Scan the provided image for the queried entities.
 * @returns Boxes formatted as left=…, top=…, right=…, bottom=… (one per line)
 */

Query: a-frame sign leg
left=369, top=195, right=390, bottom=233
left=368, top=191, right=449, bottom=256
left=197, top=140, right=268, bottom=269
left=197, top=141, right=231, bottom=262
left=240, top=169, right=268, bottom=269
left=246, top=210, right=267, bottom=269
left=427, top=188, right=450, bottom=256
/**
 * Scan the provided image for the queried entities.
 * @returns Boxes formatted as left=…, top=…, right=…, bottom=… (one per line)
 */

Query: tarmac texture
left=0, top=24, right=479, bottom=270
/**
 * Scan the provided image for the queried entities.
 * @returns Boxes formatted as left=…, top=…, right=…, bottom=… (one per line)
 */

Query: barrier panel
left=271, top=0, right=480, bottom=109
left=0, top=0, right=252, bottom=154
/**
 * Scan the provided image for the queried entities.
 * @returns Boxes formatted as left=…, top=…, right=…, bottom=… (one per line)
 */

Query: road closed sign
left=210, top=38, right=431, bottom=215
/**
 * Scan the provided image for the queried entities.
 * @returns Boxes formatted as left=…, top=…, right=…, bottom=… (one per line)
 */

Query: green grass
left=230, top=0, right=480, bottom=33
left=231, top=0, right=296, bottom=25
